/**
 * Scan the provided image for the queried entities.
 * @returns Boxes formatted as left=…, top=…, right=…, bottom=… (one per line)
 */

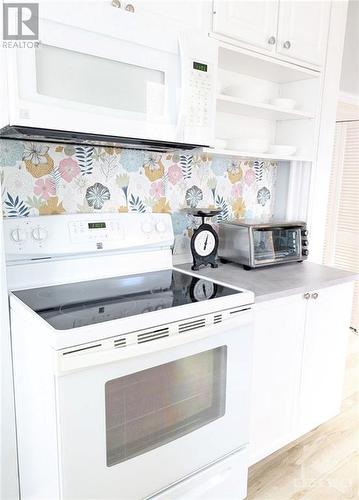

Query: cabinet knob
left=111, top=0, right=121, bottom=7
left=125, top=3, right=135, bottom=12
left=268, top=36, right=276, bottom=45
left=283, top=40, right=291, bottom=49
left=304, top=293, right=311, bottom=300
left=311, top=292, right=319, bottom=300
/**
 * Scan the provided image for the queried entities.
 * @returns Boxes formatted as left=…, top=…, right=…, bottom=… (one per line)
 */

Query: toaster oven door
left=252, top=227, right=302, bottom=265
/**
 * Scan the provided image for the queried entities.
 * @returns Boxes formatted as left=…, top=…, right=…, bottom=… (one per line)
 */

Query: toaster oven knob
left=301, top=229, right=308, bottom=236
left=302, top=249, right=309, bottom=256
left=302, top=239, right=308, bottom=247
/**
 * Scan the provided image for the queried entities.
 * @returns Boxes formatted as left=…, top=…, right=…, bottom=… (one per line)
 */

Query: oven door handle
left=56, top=309, right=252, bottom=374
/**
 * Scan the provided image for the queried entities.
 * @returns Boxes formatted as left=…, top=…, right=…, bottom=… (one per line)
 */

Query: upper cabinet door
left=276, top=1, right=331, bottom=67
left=212, top=0, right=279, bottom=53
left=136, top=1, right=212, bottom=33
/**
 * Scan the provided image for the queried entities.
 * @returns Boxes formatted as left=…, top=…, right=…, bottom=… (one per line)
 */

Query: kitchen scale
left=186, top=209, right=221, bottom=271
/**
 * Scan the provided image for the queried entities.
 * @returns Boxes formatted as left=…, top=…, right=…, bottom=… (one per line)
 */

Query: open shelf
left=217, top=94, right=315, bottom=121
left=204, top=147, right=313, bottom=163
left=216, top=39, right=320, bottom=83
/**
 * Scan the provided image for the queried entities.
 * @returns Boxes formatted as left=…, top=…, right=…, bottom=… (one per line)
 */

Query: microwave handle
left=176, top=34, right=187, bottom=141
left=56, top=309, right=252, bottom=374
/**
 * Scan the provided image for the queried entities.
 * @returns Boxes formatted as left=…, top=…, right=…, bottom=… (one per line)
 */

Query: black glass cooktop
left=13, top=269, right=240, bottom=330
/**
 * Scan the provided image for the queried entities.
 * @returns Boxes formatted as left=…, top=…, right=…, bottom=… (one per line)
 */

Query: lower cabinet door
left=299, top=282, right=354, bottom=433
left=249, top=295, right=306, bottom=465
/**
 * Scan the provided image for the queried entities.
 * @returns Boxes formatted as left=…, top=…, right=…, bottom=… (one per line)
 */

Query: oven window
left=105, top=347, right=227, bottom=466
left=253, top=228, right=300, bottom=263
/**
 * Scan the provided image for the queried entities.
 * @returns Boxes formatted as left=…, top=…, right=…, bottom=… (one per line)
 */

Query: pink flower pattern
left=231, top=183, right=243, bottom=199
left=59, top=157, right=80, bottom=183
left=34, top=178, right=56, bottom=200
left=244, top=168, right=256, bottom=186
left=150, top=181, right=165, bottom=199
left=168, top=164, right=183, bottom=185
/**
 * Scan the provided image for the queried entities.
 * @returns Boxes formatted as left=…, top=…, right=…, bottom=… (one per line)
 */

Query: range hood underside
left=0, top=126, right=206, bottom=152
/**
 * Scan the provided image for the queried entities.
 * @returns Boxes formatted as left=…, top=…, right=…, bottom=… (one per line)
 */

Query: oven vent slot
left=137, top=327, right=169, bottom=344
left=179, top=318, right=206, bottom=333
left=230, top=307, right=250, bottom=315
left=62, top=343, right=102, bottom=356
left=214, top=314, right=222, bottom=324
left=114, top=337, right=127, bottom=348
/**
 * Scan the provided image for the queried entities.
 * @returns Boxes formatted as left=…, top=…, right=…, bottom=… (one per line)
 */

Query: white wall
left=308, top=1, right=349, bottom=264
left=340, top=0, right=359, bottom=97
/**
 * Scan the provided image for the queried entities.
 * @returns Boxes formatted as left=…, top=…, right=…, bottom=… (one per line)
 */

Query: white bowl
left=227, top=138, right=269, bottom=154
left=268, top=145, right=297, bottom=156
left=270, top=98, right=297, bottom=110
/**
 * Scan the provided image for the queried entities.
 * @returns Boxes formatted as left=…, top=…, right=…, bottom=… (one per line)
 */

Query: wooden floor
left=247, top=330, right=359, bottom=500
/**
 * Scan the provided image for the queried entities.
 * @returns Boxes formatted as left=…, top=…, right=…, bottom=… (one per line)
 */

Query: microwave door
left=9, top=20, right=181, bottom=143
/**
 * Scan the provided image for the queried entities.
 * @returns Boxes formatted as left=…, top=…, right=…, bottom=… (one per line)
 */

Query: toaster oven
left=218, top=220, right=308, bottom=269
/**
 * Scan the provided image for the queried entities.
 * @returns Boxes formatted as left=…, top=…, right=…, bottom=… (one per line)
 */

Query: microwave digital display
left=193, top=61, right=207, bottom=72
left=88, top=222, right=106, bottom=229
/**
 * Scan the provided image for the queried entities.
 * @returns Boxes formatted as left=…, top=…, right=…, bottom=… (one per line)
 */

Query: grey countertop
left=175, top=261, right=358, bottom=303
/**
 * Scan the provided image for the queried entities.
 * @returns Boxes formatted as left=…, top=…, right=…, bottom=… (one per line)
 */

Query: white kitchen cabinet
left=135, top=0, right=212, bottom=33
left=249, top=295, right=306, bottom=465
left=213, top=0, right=279, bottom=53
left=212, top=0, right=331, bottom=69
left=108, top=0, right=211, bottom=33
left=276, top=1, right=331, bottom=68
left=250, top=282, right=353, bottom=465
left=299, top=282, right=354, bottom=434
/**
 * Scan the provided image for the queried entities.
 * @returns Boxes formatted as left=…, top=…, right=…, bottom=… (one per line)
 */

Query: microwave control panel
left=180, top=33, right=217, bottom=145
left=186, top=61, right=213, bottom=128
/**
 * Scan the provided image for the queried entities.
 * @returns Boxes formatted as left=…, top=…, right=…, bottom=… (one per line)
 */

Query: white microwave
left=2, top=1, right=218, bottom=150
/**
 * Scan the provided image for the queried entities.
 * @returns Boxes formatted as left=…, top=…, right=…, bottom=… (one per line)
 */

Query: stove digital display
left=88, top=222, right=106, bottom=229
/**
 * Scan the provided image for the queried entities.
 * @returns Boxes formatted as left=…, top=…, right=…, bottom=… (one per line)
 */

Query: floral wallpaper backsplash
left=0, top=140, right=277, bottom=255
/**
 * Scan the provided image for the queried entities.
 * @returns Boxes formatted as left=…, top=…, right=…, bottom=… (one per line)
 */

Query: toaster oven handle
left=55, top=308, right=252, bottom=374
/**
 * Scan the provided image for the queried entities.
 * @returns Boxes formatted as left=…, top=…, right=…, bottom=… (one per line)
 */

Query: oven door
left=251, top=226, right=302, bottom=266
left=55, top=310, right=252, bottom=499
left=6, top=2, right=217, bottom=145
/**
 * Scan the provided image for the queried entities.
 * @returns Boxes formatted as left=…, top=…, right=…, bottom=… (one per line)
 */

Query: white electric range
left=5, top=213, right=254, bottom=500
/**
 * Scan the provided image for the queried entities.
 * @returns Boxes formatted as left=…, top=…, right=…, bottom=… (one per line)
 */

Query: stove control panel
left=4, top=213, right=174, bottom=261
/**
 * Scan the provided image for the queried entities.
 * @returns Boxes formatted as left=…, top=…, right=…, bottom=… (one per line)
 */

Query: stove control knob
left=141, top=222, right=153, bottom=234
left=32, top=226, right=48, bottom=242
left=11, top=228, right=27, bottom=243
left=155, top=221, right=166, bottom=233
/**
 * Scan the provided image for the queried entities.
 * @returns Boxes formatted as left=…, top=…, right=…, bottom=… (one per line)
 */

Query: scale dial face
left=194, top=229, right=216, bottom=257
